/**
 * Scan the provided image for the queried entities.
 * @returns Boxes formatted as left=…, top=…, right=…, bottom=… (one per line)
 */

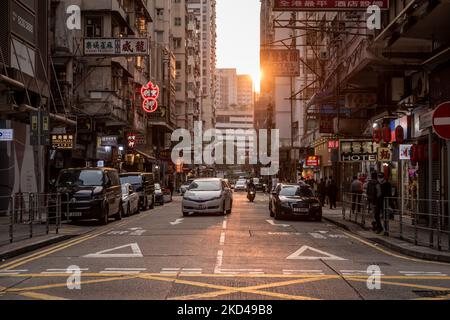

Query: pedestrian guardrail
left=0, top=192, right=67, bottom=246
left=341, top=192, right=450, bottom=251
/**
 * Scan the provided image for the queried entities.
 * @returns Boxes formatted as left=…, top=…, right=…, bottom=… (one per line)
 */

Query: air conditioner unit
left=319, top=50, right=329, bottom=60
left=411, top=72, right=428, bottom=98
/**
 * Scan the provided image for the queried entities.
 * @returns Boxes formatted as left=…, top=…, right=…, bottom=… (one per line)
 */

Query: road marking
left=0, top=269, right=28, bottom=275
left=41, top=268, right=89, bottom=274
left=283, top=270, right=325, bottom=275
left=170, top=218, right=184, bottom=225
left=160, top=268, right=202, bottom=275
left=341, top=270, right=385, bottom=276
left=266, top=219, right=290, bottom=227
left=100, top=268, right=146, bottom=275
left=310, top=232, right=327, bottom=239
left=268, top=232, right=302, bottom=236
left=219, top=232, right=226, bottom=245
left=83, top=243, right=143, bottom=258
left=400, top=271, right=448, bottom=277
left=214, top=250, right=223, bottom=274
left=17, top=291, right=68, bottom=300
left=222, top=220, right=227, bottom=229
left=217, top=268, right=265, bottom=275
left=286, top=245, right=347, bottom=261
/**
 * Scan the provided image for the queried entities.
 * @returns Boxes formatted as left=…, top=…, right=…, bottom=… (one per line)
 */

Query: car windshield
left=57, top=170, right=104, bottom=187
left=279, top=186, right=314, bottom=197
left=120, top=175, right=143, bottom=186
left=189, top=180, right=221, bottom=191
left=155, top=184, right=161, bottom=190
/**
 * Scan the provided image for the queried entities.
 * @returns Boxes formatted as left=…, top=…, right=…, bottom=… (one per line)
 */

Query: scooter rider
left=247, top=179, right=256, bottom=201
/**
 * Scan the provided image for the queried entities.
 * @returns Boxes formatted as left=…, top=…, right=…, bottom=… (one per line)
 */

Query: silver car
left=182, top=178, right=233, bottom=216
left=234, top=180, right=247, bottom=191
left=121, top=183, right=140, bottom=216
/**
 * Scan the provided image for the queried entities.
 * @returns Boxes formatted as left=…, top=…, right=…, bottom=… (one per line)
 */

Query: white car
left=234, top=180, right=247, bottom=191
left=182, top=178, right=233, bottom=216
left=121, top=183, right=140, bottom=216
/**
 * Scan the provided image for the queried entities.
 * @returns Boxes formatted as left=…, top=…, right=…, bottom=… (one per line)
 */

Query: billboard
left=10, top=1, right=36, bottom=45
left=261, top=49, right=300, bottom=77
left=273, top=0, right=389, bottom=11
left=84, top=38, right=149, bottom=56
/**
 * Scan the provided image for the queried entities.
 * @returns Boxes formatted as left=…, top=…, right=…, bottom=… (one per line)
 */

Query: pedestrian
left=317, top=178, right=326, bottom=207
left=367, top=172, right=382, bottom=233
left=350, top=175, right=363, bottom=214
left=168, top=180, right=174, bottom=196
left=328, top=177, right=338, bottom=209
left=378, top=172, right=392, bottom=232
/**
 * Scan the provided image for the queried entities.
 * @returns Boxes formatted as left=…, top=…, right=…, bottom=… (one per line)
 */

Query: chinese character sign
left=84, top=38, right=148, bottom=56
left=261, top=49, right=300, bottom=77
left=377, top=147, right=392, bottom=162
left=141, top=82, right=160, bottom=113
left=273, top=0, right=389, bottom=10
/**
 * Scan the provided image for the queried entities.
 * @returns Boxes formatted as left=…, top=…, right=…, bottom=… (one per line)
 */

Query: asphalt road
left=1, top=193, right=450, bottom=300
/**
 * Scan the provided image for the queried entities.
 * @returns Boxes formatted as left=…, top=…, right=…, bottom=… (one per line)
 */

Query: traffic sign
left=433, top=102, right=450, bottom=140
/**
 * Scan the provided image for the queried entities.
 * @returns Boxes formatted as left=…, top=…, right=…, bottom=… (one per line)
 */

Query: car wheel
left=315, top=215, right=322, bottom=222
left=149, top=196, right=155, bottom=210
left=226, top=200, right=232, bottom=214
left=115, top=203, right=123, bottom=221
left=183, top=212, right=189, bottom=217
left=100, top=204, right=109, bottom=225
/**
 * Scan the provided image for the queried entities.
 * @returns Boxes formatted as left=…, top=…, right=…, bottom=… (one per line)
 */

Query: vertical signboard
left=260, top=49, right=300, bottom=77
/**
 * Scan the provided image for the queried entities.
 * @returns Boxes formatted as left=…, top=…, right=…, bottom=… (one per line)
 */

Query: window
left=173, top=37, right=182, bottom=49
left=174, top=17, right=182, bottom=26
left=85, top=16, right=102, bottom=38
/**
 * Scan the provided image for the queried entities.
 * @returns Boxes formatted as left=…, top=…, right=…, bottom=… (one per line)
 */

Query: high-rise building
left=187, top=0, right=217, bottom=130
left=237, top=75, right=254, bottom=108
left=216, top=68, right=238, bottom=109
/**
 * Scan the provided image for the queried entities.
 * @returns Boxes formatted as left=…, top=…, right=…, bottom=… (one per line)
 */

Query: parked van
left=55, top=167, right=123, bottom=224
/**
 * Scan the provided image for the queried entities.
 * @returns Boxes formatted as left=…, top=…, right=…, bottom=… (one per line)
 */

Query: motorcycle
left=247, top=189, right=256, bottom=202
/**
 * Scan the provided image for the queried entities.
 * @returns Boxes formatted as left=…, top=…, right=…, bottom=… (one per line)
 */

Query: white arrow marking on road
left=266, top=219, right=290, bottom=227
left=286, top=245, right=347, bottom=261
left=129, top=228, right=143, bottom=231
left=83, top=243, right=143, bottom=258
left=170, top=218, right=184, bottom=225
left=310, top=232, right=327, bottom=239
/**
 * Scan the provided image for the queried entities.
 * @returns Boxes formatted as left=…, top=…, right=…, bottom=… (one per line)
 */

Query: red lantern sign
left=395, top=125, right=404, bottom=143
left=382, top=125, right=391, bottom=143
left=372, top=128, right=381, bottom=143
left=141, top=81, right=160, bottom=113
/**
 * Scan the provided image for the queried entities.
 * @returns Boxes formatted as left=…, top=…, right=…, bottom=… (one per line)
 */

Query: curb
left=323, top=216, right=450, bottom=264
left=0, top=235, right=76, bottom=262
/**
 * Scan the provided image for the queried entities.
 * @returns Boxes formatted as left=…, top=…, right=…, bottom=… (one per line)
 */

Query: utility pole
left=290, top=11, right=296, bottom=183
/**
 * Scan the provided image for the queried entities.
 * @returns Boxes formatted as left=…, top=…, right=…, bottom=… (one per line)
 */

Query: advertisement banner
left=399, top=144, right=412, bottom=160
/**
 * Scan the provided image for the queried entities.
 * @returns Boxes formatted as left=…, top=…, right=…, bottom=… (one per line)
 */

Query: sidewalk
left=322, top=207, right=450, bottom=263
left=0, top=217, right=98, bottom=262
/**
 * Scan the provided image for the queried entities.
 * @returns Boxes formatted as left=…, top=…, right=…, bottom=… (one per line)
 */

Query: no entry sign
left=433, top=102, right=450, bottom=140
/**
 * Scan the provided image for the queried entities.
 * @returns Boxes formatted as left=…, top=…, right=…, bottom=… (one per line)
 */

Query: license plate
left=68, top=212, right=82, bottom=217
left=197, top=205, right=206, bottom=210
left=293, top=208, right=309, bottom=213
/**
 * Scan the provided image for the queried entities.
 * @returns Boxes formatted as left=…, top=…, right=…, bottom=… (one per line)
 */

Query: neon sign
left=141, top=81, right=160, bottom=113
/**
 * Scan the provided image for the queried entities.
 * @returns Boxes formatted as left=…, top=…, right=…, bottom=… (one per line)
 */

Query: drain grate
left=413, top=290, right=450, bottom=298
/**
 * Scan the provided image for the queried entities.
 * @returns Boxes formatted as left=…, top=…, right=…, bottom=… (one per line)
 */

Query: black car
left=269, top=183, right=322, bottom=221
left=120, top=173, right=155, bottom=210
left=54, top=168, right=123, bottom=224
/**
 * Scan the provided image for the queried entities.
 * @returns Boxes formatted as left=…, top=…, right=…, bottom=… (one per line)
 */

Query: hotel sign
left=273, top=0, right=389, bottom=11
left=339, top=139, right=378, bottom=162
left=84, top=38, right=148, bottom=56
left=51, top=134, right=74, bottom=150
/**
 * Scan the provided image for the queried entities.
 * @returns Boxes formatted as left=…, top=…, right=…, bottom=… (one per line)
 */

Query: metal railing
left=0, top=193, right=67, bottom=246
left=341, top=192, right=450, bottom=251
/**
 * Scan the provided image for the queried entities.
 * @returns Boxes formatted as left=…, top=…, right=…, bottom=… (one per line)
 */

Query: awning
left=135, top=149, right=156, bottom=161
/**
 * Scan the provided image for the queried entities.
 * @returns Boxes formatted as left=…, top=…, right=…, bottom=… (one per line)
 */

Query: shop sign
left=273, top=0, right=389, bottom=11
left=377, top=147, right=392, bottom=162
left=141, top=81, right=160, bottom=113
left=328, top=140, right=339, bottom=149
left=11, top=1, right=36, bottom=45
left=260, top=49, right=300, bottom=77
left=101, top=136, right=118, bottom=147
left=399, top=144, right=412, bottom=160
left=127, top=133, right=137, bottom=149
left=51, top=134, right=74, bottom=150
left=419, top=110, right=433, bottom=130
left=84, top=38, right=148, bottom=56
left=306, top=156, right=320, bottom=167
left=0, top=129, right=14, bottom=141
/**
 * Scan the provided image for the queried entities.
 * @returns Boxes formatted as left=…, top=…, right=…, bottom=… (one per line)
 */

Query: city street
left=1, top=193, right=450, bottom=300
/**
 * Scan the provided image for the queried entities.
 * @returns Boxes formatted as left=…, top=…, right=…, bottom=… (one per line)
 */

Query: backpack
left=367, top=180, right=379, bottom=204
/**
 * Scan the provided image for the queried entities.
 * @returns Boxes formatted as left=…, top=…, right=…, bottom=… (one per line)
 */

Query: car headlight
left=281, top=202, right=291, bottom=208
left=93, top=194, right=105, bottom=201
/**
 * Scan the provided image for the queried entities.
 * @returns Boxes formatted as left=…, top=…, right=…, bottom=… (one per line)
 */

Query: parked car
left=55, top=167, right=123, bottom=224
left=154, top=183, right=165, bottom=206
left=234, top=180, right=247, bottom=191
left=182, top=178, right=233, bottom=216
left=180, top=179, right=195, bottom=195
left=119, top=173, right=155, bottom=210
left=121, top=183, right=140, bottom=216
left=269, top=183, right=322, bottom=221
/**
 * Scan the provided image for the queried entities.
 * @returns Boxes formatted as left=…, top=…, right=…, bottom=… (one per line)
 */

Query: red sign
left=328, top=140, right=339, bottom=149
left=273, top=0, right=389, bottom=11
left=141, top=81, right=160, bottom=113
left=432, top=102, right=450, bottom=140
left=306, top=156, right=320, bottom=167
left=127, top=133, right=136, bottom=149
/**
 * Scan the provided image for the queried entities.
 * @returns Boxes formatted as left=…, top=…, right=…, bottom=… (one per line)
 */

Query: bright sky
left=216, top=0, right=261, bottom=92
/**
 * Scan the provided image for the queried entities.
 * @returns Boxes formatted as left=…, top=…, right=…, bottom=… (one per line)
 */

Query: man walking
left=367, top=172, right=382, bottom=233
left=328, top=178, right=338, bottom=209
left=377, top=172, right=392, bottom=233
left=351, top=175, right=363, bottom=214
left=317, top=178, right=326, bottom=207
